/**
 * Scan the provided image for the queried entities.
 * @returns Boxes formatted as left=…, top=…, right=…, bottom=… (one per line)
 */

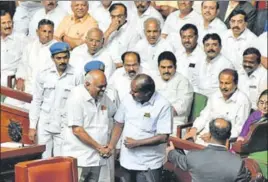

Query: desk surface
left=1, top=145, right=45, bottom=160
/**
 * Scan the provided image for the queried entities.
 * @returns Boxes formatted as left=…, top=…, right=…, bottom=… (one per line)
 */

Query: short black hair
left=134, top=74, right=155, bottom=95
left=180, top=23, right=198, bottom=36
left=219, top=69, right=239, bottom=85
left=121, top=51, right=141, bottom=64
left=0, top=10, right=10, bottom=17
left=38, top=19, right=54, bottom=29
left=203, top=33, right=222, bottom=47
left=229, top=9, right=248, bottom=22
left=201, top=1, right=219, bottom=10
left=209, top=118, right=232, bottom=143
left=243, top=47, right=261, bottom=64
left=109, top=3, right=127, bottom=17
left=158, top=51, right=177, bottom=67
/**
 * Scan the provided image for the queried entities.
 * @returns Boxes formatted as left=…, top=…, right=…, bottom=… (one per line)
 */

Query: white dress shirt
left=16, top=39, right=57, bottom=94
left=153, top=72, right=193, bottom=135
left=194, top=54, right=234, bottom=97
left=114, top=92, right=172, bottom=170
left=193, top=89, right=251, bottom=138
left=1, top=32, right=26, bottom=86
left=91, top=5, right=111, bottom=32
left=221, top=28, right=257, bottom=71
left=162, top=10, right=202, bottom=36
left=105, top=22, right=140, bottom=63
left=62, top=84, right=117, bottom=167
left=252, top=32, right=267, bottom=58
left=238, top=66, right=268, bottom=109
left=175, top=45, right=206, bottom=91
left=132, top=38, right=174, bottom=72
left=28, top=5, right=67, bottom=38
left=70, top=44, right=115, bottom=80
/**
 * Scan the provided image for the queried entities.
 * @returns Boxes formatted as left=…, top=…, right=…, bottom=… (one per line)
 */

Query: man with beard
left=62, top=70, right=117, bottom=182
left=70, top=28, right=115, bottom=80
left=28, top=0, right=67, bottom=38
left=133, top=1, right=164, bottom=39
left=194, top=33, right=233, bottom=97
left=152, top=51, right=193, bottom=136
left=29, top=42, right=83, bottom=158
left=1, top=10, right=26, bottom=88
left=133, top=18, right=174, bottom=72
left=109, top=51, right=146, bottom=101
left=238, top=47, right=268, bottom=110
left=105, top=74, right=172, bottom=182
left=220, top=10, right=257, bottom=71
left=184, top=69, right=251, bottom=146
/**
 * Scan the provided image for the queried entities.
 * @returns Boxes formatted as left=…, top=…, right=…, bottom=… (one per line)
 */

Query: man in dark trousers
left=167, top=118, right=251, bottom=182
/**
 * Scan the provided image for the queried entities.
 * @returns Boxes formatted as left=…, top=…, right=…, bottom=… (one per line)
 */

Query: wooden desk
left=0, top=145, right=45, bottom=182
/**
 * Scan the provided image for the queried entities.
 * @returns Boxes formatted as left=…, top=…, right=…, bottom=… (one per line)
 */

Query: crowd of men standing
left=1, top=1, right=267, bottom=182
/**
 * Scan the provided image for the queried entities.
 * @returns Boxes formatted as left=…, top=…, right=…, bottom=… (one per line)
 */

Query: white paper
left=1, top=142, right=31, bottom=148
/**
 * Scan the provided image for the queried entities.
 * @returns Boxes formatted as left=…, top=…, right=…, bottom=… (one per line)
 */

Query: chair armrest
left=176, top=122, right=194, bottom=138
left=7, top=75, right=16, bottom=88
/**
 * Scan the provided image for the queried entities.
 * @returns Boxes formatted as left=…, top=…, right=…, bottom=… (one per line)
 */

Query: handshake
left=97, top=145, right=113, bottom=158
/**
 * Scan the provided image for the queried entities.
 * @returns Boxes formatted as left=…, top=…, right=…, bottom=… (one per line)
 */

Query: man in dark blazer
left=218, top=1, right=256, bottom=31
left=167, top=118, right=251, bottom=182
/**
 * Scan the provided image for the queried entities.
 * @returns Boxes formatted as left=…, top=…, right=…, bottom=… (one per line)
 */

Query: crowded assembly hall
left=0, top=1, right=267, bottom=182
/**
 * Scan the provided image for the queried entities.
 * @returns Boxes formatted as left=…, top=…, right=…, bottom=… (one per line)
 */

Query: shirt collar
left=1, top=31, right=15, bottom=41
left=206, top=53, right=221, bottom=64
left=207, top=143, right=227, bottom=149
left=141, top=6, right=153, bottom=17
left=178, top=9, right=194, bottom=19
left=81, top=85, right=95, bottom=102
left=218, top=89, right=239, bottom=103
left=228, top=28, right=248, bottom=40
left=49, top=64, right=74, bottom=75
left=142, top=92, right=157, bottom=106
left=71, top=13, right=90, bottom=23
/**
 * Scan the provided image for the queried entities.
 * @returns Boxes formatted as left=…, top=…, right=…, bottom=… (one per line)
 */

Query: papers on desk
left=1, top=142, right=31, bottom=148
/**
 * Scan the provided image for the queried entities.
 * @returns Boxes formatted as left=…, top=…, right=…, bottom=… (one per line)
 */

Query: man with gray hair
left=62, top=70, right=117, bottom=182
left=132, top=17, right=174, bottom=72
left=104, top=74, right=173, bottom=182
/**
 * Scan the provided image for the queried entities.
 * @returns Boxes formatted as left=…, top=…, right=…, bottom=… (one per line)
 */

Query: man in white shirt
left=70, top=28, right=115, bottom=80
left=104, top=3, right=141, bottom=67
left=184, top=69, right=251, bottom=146
left=238, top=47, right=268, bottom=110
left=109, top=51, right=146, bottom=101
left=133, top=1, right=164, bottom=39
left=28, top=0, right=67, bottom=38
left=105, top=74, right=172, bottom=182
left=221, top=9, right=257, bottom=71
left=162, top=0, right=202, bottom=38
left=153, top=51, right=193, bottom=136
left=175, top=24, right=206, bottom=91
left=133, top=18, right=174, bottom=72
left=29, top=42, right=83, bottom=158
left=198, top=1, right=227, bottom=43
left=62, top=70, right=117, bottom=182
left=195, top=33, right=233, bottom=97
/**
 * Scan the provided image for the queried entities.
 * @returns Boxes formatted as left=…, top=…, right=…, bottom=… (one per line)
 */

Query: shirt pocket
left=41, top=102, right=51, bottom=114
left=139, top=116, right=156, bottom=135
left=43, top=82, right=55, bottom=99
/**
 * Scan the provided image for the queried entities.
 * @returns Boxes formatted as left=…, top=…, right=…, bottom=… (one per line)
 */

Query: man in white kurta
left=194, top=33, right=234, bottom=97
left=28, top=1, right=67, bottom=38
left=133, top=18, right=174, bottom=72
left=184, top=69, right=251, bottom=146
left=62, top=70, right=117, bottom=182
left=238, top=47, right=268, bottom=110
left=70, top=28, right=115, bottom=80
left=1, top=11, right=26, bottom=87
left=152, top=51, right=193, bottom=136
left=29, top=42, right=83, bottom=158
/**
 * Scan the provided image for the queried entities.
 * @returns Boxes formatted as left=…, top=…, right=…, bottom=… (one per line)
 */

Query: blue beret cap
left=50, top=42, right=70, bottom=55
left=84, top=60, right=105, bottom=73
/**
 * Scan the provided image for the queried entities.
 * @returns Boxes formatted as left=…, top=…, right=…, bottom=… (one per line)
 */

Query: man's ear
left=216, top=9, right=220, bottom=16
left=85, top=81, right=90, bottom=87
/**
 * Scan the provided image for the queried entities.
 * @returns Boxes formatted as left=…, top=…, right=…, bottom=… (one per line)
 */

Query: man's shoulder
left=154, top=91, right=172, bottom=107
left=72, top=43, right=88, bottom=54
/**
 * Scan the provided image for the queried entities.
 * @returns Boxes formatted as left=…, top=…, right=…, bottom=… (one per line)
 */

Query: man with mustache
left=184, top=69, right=251, bottom=146
left=28, top=0, right=67, bottom=38
left=152, top=51, right=193, bottom=136
left=1, top=10, right=26, bottom=88
left=62, top=70, right=117, bottom=182
left=238, top=47, right=268, bottom=110
left=133, top=1, right=164, bottom=39
left=132, top=18, right=174, bottom=72
left=109, top=51, right=147, bottom=101
left=220, top=9, right=257, bottom=71
left=175, top=24, right=206, bottom=91
left=70, top=28, right=115, bottom=80
left=29, top=42, right=83, bottom=159
left=194, top=33, right=233, bottom=97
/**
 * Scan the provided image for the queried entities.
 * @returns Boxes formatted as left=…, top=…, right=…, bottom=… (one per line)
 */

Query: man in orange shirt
left=55, top=1, right=98, bottom=49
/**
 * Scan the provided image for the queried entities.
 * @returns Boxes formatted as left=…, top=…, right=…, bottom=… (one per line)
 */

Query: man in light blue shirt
left=105, top=74, right=173, bottom=182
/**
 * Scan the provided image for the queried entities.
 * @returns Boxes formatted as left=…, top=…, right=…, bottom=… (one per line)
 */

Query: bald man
left=62, top=70, right=117, bottom=182
left=167, top=118, right=250, bottom=182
